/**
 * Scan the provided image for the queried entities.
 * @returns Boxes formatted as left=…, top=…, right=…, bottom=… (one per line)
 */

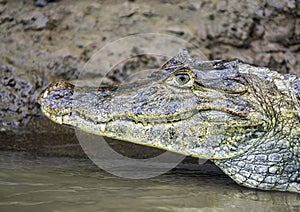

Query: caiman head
left=38, top=50, right=273, bottom=160
left=38, top=50, right=300, bottom=193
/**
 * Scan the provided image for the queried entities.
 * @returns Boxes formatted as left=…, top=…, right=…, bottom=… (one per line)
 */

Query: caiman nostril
left=54, top=94, right=61, bottom=99
left=38, top=80, right=75, bottom=116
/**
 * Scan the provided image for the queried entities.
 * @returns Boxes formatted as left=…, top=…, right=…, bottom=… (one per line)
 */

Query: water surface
left=0, top=152, right=299, bottom=212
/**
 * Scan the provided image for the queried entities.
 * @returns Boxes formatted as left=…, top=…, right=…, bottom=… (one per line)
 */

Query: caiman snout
left=38, top=81, right=75, bottom=123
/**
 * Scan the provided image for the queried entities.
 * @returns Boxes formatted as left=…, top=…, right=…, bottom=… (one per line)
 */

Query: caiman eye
left=175, top=73, right=190, bottom=85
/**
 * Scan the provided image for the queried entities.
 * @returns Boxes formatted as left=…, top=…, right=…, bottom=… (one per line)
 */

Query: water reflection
left=0, top=152, right=299, bottom=212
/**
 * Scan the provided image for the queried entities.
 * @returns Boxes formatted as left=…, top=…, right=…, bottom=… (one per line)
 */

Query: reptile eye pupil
left=175, top=74, right=190, bottom=85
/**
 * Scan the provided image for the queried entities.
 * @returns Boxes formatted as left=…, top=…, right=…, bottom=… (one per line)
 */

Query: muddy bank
left=0, top=0, right=299, bottom=157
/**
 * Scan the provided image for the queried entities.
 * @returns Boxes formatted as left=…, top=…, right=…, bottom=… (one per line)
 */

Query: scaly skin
left=38, top=50, right=299, bottom=193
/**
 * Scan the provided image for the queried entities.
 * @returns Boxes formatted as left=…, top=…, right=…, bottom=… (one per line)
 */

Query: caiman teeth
left=56, top=116, right=63, bottom=124
left=99, top=123, right=106, bottom=132
left=42, top=109, right=63, bottom=124
left=69, top=110, right=107, bottom=132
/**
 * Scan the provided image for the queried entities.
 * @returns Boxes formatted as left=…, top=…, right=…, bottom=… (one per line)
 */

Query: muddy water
left=0, top=152, right=299, bottom=212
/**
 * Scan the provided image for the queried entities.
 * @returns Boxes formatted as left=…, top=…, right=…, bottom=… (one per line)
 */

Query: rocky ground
left=0, top=0, right=299, bottom=158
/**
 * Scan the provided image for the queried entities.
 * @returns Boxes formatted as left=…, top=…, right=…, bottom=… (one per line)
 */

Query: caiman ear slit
left=194, top=80, right=205, bottom=88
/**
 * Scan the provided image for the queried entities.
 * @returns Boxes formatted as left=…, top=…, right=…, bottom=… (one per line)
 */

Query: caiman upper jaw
left=38, top=81, right=75, bottom=124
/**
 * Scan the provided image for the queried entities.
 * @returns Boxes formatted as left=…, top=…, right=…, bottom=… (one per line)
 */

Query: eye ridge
left=175, top=73, right=190, bottom=85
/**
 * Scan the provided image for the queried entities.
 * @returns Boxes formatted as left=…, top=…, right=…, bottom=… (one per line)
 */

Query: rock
left=17, top=11, right=49, bottom=30
left=34, top=0, right=48, bottom=7
left=0, top=4, right=5, bottom=14
left=165, top=26, right=195, bottom=41
left=29, top=13, right=49, bottom=30
left=263, top=14, right=294, bottom=43
left=0, top=62, right=43, bottom=130
left=267, top=0, right=296, bottom=11
left=45, top=47, right=84, bottom=81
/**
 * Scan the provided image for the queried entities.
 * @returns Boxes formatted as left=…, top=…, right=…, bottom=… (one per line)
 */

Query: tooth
left=56, top=116, right=63, bottom=124
left=99, top=123, right=106, bottom=132
left=43, top=90, right=49, bottom=98
left=141, top=121, right=148, bottom=127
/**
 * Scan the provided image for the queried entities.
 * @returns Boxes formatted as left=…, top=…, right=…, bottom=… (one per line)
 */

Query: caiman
left=38, top=50, right=299, bottom=193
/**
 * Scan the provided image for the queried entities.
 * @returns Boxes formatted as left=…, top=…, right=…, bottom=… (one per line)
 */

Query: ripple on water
left=0, top=152, right=299, bottom=212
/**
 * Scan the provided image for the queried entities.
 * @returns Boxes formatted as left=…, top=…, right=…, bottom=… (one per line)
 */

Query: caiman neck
left=214, top=136, right=300, bottom=193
